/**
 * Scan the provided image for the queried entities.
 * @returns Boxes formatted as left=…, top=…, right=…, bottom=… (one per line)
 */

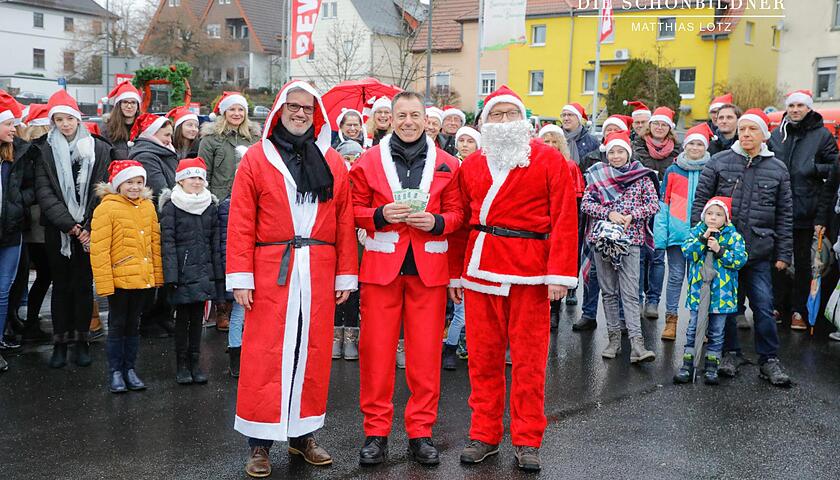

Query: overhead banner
left=291, top=0, right=323, bottom=59
left=482, top=0, right=527, bottom=51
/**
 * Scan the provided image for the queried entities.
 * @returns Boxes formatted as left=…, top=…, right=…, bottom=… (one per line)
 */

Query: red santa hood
left=263, top=81, right=332, bottom=155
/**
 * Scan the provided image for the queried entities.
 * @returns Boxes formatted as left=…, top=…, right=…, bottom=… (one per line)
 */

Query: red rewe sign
left=291, top=0, right=323, bottom=59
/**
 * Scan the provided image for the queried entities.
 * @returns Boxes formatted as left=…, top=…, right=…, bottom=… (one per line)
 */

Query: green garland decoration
left=131, top=62, right=193, bottom=107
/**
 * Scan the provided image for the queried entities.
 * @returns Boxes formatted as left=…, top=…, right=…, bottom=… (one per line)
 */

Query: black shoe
left=759, top=358, right=791, bottom=388
left=73, top=334, right=92, bottom=367
left=459, top=439, right=499, bottom=464
left=49, top=342, right=68, bottom=369
left=89, top=329, right=105, bottom=341
left=176, top=353, right=193, bottom=384
left=549, top=308, right=560, bottom=331
left=442, top=344, right=457, bottom=371
left=359, top=436, right=388, bottom=465
left=229, top=346, right=241, bottom=377
left=109, top=370, right=128, bottom=393
left=718, top=352, right=741, bottom=378
left=124, top=369, right=147, bottom=391
left=703, top=356, right=720, bottom=385
left=408, top=437, right=439, bottom=465
left=190, top=352, right=208, bottom=384
left=514, top=446, right=541, bottom=471
left=0, top=353, right=8, bottom=372
left=673, top=354, right=694, bottom=384
left=572, top=316, right=597, bottom=332
left=0, top=338, right=21, bottom=351
left=565, top=288, right=578, bottom=306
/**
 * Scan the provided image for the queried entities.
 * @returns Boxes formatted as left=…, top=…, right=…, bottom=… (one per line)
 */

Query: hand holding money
left=383, top=202, right=412, bottom=223
left=405, top=212, right=436, bottom=232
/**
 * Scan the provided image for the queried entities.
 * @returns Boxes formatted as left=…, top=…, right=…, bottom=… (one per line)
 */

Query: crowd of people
left=0, top=78, right=838, bottom=476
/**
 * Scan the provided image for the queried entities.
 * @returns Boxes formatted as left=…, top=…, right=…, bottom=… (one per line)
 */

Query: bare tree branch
left=299, top=21, right=367, bottom=91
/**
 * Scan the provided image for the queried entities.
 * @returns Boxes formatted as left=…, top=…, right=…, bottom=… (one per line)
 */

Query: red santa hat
left=455, top=126, right=481, bottom=148
left=441, top=105, right=466, bottom=124
left=600, top=130, right=633, bottom=155
left=25, top=103, right=50, bottom=127
left=738, top=108, right=771, bottom=140
left=701, top=196, right=732, bottom=223
left=649, top=106, right=676, bottom=129
left=371, top=96, right=392, bottom=114
left=262, top=80, right=332, bottom=154
left=108, top=159, right=146, bottom=191
left=622, top=100, right=651, bottom=120
left=480, top=84, right=527, bottom=123
left=128, top=112, right=169, bottom=146
left=426, top=106, right=443, bottom=123
left=12, top=99, right=25, bottom=126
left=562, top=103, right=591, bottom=125
left=108, top=82, right=142, bottom=106
left=210, top=91, right=248, bottom=120
left=683, top=123, right=717, bottom=148
left=602, top=114, right=632, bottom=132
left=708, top=93, right=733, bottom=112
left=167, top=106, right=199, bottom=130
left=175, top=157, right=207, bottom=183
left=0, top=90, right=22, bottom=125
left=538, top=123, right=564, bottom=138
left=47, top=89, right=82, bottom=122
left=785, top=89, right=813, bottom=108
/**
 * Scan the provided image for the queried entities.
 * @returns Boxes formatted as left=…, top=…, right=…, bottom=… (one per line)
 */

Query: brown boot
left=661, top=313, right=678, bottom=341
left=245, top=446, right=271, bottom=478
left=288, top=435, right=332, bottom=466
left=216, top=302, right=231, bottom=332
left=89, top=302, right=102, bottom=336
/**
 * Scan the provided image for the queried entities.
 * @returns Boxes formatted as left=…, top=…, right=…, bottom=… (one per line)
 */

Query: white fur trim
left=111, top=166, right=146, bottom=190
left=701, top=199, right=730, bottom=222
left=335, top=274, right=358, bottom=291
left=378, top=134, right=437, bottom=198
left=456, top=127, right=481, bottom=148
left=175, top=166, right=207, bottom=183
left=27, top=118, right=50, bottom=127
left=461, top=277, right=511, bottom=296
left=48, top=105, right=82, bottom=122
left=601, top=117, right=629, bottom=132
left=538, top=124, right=564, bottom=138
left=219, top=94, right=248, bottom=115
left=708, top=102, right=725, bottom=112
left=785, top=92, right=813, bottom=108
left=140, top=116, right=169, bottom=139
left=631, top=109, right=651, bottom=119
left=738, top=113, right=771, bottom=140
left=449, top=279, right=462, bottom=288
left=174, top=113, right=198, bottom=129
left=424, top=239, right=448, bottom=254
left=442, top=108, right=466, bottom=124
left=0, top=111, right=13, bottom=124
left=263, top=81, right=332, bottom=155
left=561, top=104, right=584, bottom=122
left=226, top=272, right=255, bottom=290
left=481, top=94, right=526, bottom=123
left=545, top=275, right=579, bottom=288
left=683, top=133, right=709, bottom=148
left=364, top=231, right=399, bottom=253
left=649, top=114, right=675, bottom=129
left=426, top=107, right=443, bottom=123
left=20, top=105, right=30, bottom=122
left=604, top=138, right=632, bottom=156
left=112, top=91, right=141, bottom=106
left=371, top=97, right=391, bottom=114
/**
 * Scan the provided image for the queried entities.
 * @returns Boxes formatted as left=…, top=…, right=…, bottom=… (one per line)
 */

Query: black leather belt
left=475, top=225, right=549, bottom=240
left=256, top=237, right=334, bottom=286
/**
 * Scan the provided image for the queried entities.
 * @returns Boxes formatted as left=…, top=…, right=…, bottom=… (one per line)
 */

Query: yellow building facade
left=507, top=5, right=781, bottom=127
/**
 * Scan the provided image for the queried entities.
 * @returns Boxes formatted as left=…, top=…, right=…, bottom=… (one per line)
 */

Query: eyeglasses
left=285, top=103, right=315, bottom=115
left=487, top=109, right=522, bottom=121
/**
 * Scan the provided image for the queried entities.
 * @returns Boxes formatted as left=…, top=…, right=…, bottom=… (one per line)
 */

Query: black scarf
left=269, top=123, right=334, bottom=204
left=389, top=133, right=427, bottom=167
left=373, top=128, right=389, bottom=146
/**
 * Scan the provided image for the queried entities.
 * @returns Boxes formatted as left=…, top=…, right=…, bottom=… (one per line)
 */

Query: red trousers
left=359, top=276, right=446, bottom=438
left=465, top=285, right=550, bottom=447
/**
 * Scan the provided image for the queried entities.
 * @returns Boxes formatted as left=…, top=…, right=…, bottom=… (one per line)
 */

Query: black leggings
left=175, top=302, right=204, bottom=355
left=334, top=290, right=360, bottom=327
left=45, top=228, right=93, bottom=337
left=108, top=289, right=151, bottom=338
left=25, top=243, right=52, bottom=323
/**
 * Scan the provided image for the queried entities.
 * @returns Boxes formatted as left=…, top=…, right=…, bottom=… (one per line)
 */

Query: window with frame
left=771, top=26, right=780, bottom=49
left=219, top=0, right=231, bottom=4
left=64, top=17, right=74, bottom=32
left=33, top=49, right=45, bottom=69
left=529, top=70, right=544, bottom=94
left=531, top=25, right=546, bottom=46
left=745, top=21, right=754, bottom=44
left=237, top=66, right=248, bottom=82
left=92, top=20, right=102, bottom=35
left=480, top=72, right=496, bottom=95
left=63, top=51, right=75, bottom=72
left=657, top=17, right=676, bottom=40
left=835, top=0, right=840, bottom=29
left=33, top=12, right=43, bottom=28
left=206, top=24, right=221, bottom=38
left=583, top=70, right=595, bottom=93
left=816, top=57, right=838, bottom=100
left=672, top=68, right=696, bottom=96
left=321, top=1, right=338, bottom=18
left=434, top=72, right=451, bottom=95
left=168, top=0, right=181, bottom=6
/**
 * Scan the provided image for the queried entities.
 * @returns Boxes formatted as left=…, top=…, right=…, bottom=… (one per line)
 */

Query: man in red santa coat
left=450, top=85, right=578, bottom=471
left=226, top=81, right=358, bottom=477
left=349, top=91, right=463, bottom=466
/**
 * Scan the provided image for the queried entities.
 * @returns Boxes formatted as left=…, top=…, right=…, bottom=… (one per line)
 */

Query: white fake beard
left=481, top=120, right=534, bottom=171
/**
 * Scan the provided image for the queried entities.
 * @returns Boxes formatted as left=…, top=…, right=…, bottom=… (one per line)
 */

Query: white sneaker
left=829, top=332, right=840, bottom=342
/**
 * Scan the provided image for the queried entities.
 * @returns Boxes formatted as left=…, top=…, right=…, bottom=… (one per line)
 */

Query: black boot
left=673, top=354, right=695, bottom=384
left=549, top=301, right=561, bottom=331
left=123, top=336, right=146, bottom=391
left=176, top=353, right=193, bottom=384
left=73, top=331, right=92, bottom=367
left=359, top=436, right=388, bottom=465
left=49, top=334, right=68, bottom=369
left=704, top=355, right=720, bottom=385
left=190, top=351, right=208, bottom=384
left=229, top=346, right=241, bottom=377
left=408, top=437, right=440, bottom=465
left=442, top=344, right=457, bottom=371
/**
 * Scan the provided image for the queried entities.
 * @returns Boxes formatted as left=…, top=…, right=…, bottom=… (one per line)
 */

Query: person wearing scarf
left=333, top=109, right=369, bottom=150
left=581, top=131, right=659, bottom=364
left=654, top=123, right=713, bottom=341
left=560, top=103, right=599, bottom=165
left=226, top=82, right=358, bottom=476
left=36, top=89, right=113, bottom=369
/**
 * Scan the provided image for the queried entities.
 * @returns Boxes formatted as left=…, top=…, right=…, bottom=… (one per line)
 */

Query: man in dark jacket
left=438, top=107, right=465, bottom=157
left=707, top=104, right=740, bottom=155
left=768, top=90, right=840, bottom=331
left=691, top=109, right=793, bottom=387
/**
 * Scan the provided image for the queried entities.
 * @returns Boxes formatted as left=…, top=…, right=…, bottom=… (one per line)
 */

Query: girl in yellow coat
left=90, top=160, right=163, bottom=393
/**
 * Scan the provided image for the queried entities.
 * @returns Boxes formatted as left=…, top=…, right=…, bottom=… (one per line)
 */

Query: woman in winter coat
left=36, top=90, right=113, bottom=369
left=331, top=109, right=368, bottom=149
left=168, top=106, right=201, bottom=160
left=197, top=92, right=259, bottom=200
left=128, top=113, right=179, bottom=199
left=632, top=106, right=682, bottom=180
left=654, top=123, right=715, bottom=341
left=0, top=92, right=37, bottom=369
left=160, top=157, right=224, bottom=385
left=90, top=160, right=163, bottom=393
left=102, top=83, right=142, bottom=159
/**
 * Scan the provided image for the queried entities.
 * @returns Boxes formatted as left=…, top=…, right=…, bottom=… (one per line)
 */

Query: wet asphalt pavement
left=1, top=297, right=840, bottom=480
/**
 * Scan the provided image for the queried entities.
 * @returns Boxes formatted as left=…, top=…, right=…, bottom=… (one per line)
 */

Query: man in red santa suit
left=450, top=85, right=578, bottom=471
left=349, top=91, right=463, bottom=466
left=226, top=81, right=358, bottom=477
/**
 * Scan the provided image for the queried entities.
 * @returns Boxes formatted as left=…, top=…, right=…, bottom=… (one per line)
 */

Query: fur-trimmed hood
left=158, top=187, right=219, bottom=211
left=94, top=181, right=154, bottom=200
left=200, top=117, right=262, bottom=138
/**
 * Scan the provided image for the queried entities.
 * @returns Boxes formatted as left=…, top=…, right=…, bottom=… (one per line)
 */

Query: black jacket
left=438, top=134, right=458, bottom=157
left=0, top=138, right=38, bottom=246
left=768, top=110, right=839, bottom=229
left=707, top=132, right=738, bottom=156
left=159, top=191, right=224, bottom=305
left=581, top=148, right=606, bottom=177
left=691, top=144, right=793, bottom=265
left=632, top=135, right=681, bottom=180
left=35, top=135, right=113, bottom=233
left=218, top=195, right=230, bottom=273
left=101, top=122, right=132, bottom=159
left=129, top=138, right=179, bottom=199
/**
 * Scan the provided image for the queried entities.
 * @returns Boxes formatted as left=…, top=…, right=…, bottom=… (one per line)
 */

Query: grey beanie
left=336, top=139, right=364, bottom=157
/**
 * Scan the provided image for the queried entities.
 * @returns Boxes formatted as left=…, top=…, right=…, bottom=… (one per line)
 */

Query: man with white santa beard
left=449, top=85, right=579, bottom=471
